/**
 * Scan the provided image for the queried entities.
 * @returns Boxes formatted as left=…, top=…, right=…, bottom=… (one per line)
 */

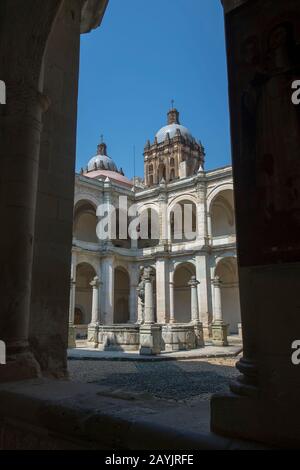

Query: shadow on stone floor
left=68, top=359, right=239, bottom=402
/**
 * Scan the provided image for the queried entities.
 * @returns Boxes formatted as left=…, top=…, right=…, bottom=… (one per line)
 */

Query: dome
left=155, top=123, right=192, bottom=144
left=83, top=139, right=132, bottom=186
left=87, top=154, right=117, bottom=172
left=87, top=141, right=118, bottom=172
left=154, top=108, right=193, bottom=144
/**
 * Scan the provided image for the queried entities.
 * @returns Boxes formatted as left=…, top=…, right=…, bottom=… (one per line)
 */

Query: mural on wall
left=226, top=0, right=300, bottom=266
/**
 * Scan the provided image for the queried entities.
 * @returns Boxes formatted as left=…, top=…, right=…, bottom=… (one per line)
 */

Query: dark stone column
left=29, top=0, right=108, bottom=378
left=29, top=0, right=82, bottom=379
left=211, top=0, right=300, bottom=447
left=0, top=1, right=63, bottom=382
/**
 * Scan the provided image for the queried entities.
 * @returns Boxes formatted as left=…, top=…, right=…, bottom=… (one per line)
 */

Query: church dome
left=155, top=123, right=192, bottom=144
left=87, top=141, right=117, bottom=172
left=155, top=108, right=192, bottom=144
left=83, top=138, right=132, bottom=187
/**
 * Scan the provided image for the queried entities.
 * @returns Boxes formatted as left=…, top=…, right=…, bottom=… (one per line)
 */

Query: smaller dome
left=87, top=154, right=117, bottom=172
left=87, top=141, right=118, bottom=172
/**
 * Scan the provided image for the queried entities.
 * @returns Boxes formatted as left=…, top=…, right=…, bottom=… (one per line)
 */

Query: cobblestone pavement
left=68, top=357, right=239, bottom=404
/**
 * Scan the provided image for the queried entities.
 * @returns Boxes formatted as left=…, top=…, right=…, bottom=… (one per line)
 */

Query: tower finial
left=97, top=134, right=107, bottom=156
left=171, top=99, right=174, bottom=110
left=167, top=106, right=180, bottom=125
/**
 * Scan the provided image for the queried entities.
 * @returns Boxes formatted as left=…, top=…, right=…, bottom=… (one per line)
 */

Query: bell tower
left=144, top=108, right=205, bottom=187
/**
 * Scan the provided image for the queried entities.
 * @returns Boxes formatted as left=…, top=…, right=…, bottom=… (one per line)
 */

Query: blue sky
left=76, top=0, right=230, bottom=178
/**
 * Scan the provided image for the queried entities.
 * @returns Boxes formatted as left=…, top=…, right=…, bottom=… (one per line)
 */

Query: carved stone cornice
left=81, top=0, right=109, bottom=34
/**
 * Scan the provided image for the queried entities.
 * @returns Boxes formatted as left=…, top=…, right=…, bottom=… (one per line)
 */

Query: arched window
left=174, top=262, right=196, bottom=323
left=215, top=257, right=240, bottom=334
left=158, top=163, right=166, bottom=182
left=112, top=208, right=130, bottom=248
left=74, top=201, right=98, bottom=243
left=75, top=263, right=96, bottom=326
left=170, top=200, right=197, bottom=242
left=211, top=189, right=235, bottom=238
left=114, top=267, right=130, bottom=324
left=148, top=164, right=154, bottom=186
left=138, top=208, right=160, bottom=248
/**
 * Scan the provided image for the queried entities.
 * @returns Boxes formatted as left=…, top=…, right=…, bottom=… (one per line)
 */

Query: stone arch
left=207, top=182, right=234, bottom=212
left=114, top=266, right=130, bottom=324
left=173, top=262, right=196, bottom=323
left=112, top=207, right=130, bottom=248
left=74, top=199, right=98, bottom=243
left=214, top=256, right=240, bottom=334
left=209, top=188, right=235, bottom=238
left=137, top=204, right=160, bottom=248
left=168, top=197, right=197, bottom=242
left=168, top=194, right=198, bottom=211
left=75, top=262, right=96, bottom=326
left=74, top=193, right=99, bottom=209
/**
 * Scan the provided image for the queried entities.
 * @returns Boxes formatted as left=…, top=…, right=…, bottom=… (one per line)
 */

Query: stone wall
left=29, top=0, right=83, bottom=378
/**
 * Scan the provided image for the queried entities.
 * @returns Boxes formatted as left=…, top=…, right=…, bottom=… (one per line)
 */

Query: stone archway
left=74, top=200, right=98, bottom=243
left=210, top=189, right=235, bottom=239
left=114, top=267, right=130, bottom=324
left=174, top=262, right=196, bottom=323
left=215, top=257, right=240, bottom=334
left=137, top=207, right=160, bottom=248
left=112, top=208, right=130, bottom=248
left=170, top=199, right=197, bottom=242
left=75, top=262, right=97, bottom=327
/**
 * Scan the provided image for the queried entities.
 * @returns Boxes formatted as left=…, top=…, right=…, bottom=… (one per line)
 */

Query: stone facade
left=70, top=109, right=241, bottom=352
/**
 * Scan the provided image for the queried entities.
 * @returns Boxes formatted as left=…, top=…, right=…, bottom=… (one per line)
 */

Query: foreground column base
left=0, top=351, right=41, bottom=384
left=211, top=391, right=300, bottom=448
left=211, top=322, right=228, bottom=346
left=139, top=324, right=162, bottom=355
left=68, top=325, right=77, bottom=348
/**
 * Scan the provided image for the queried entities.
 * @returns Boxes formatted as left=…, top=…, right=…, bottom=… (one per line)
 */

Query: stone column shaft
left=69, top=279, right=76, bottom=325
left=137, top=296, right=144, bottom=323
left=169, top=280, right=175, bottom=324
left=144, top=268, right=154, bottom=324
left=156, top=257, right=167, bottom=323
left=90, top=276, right=101, bottom=325
left=213, top=278, right=223, bottom=323
left=212, top=277, right=228, bottom=347
left=189, top=276, right=200, bottom=323
left=207, top=212, right=212, bottom=241
left=129, top=284, right=138, bottom=323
